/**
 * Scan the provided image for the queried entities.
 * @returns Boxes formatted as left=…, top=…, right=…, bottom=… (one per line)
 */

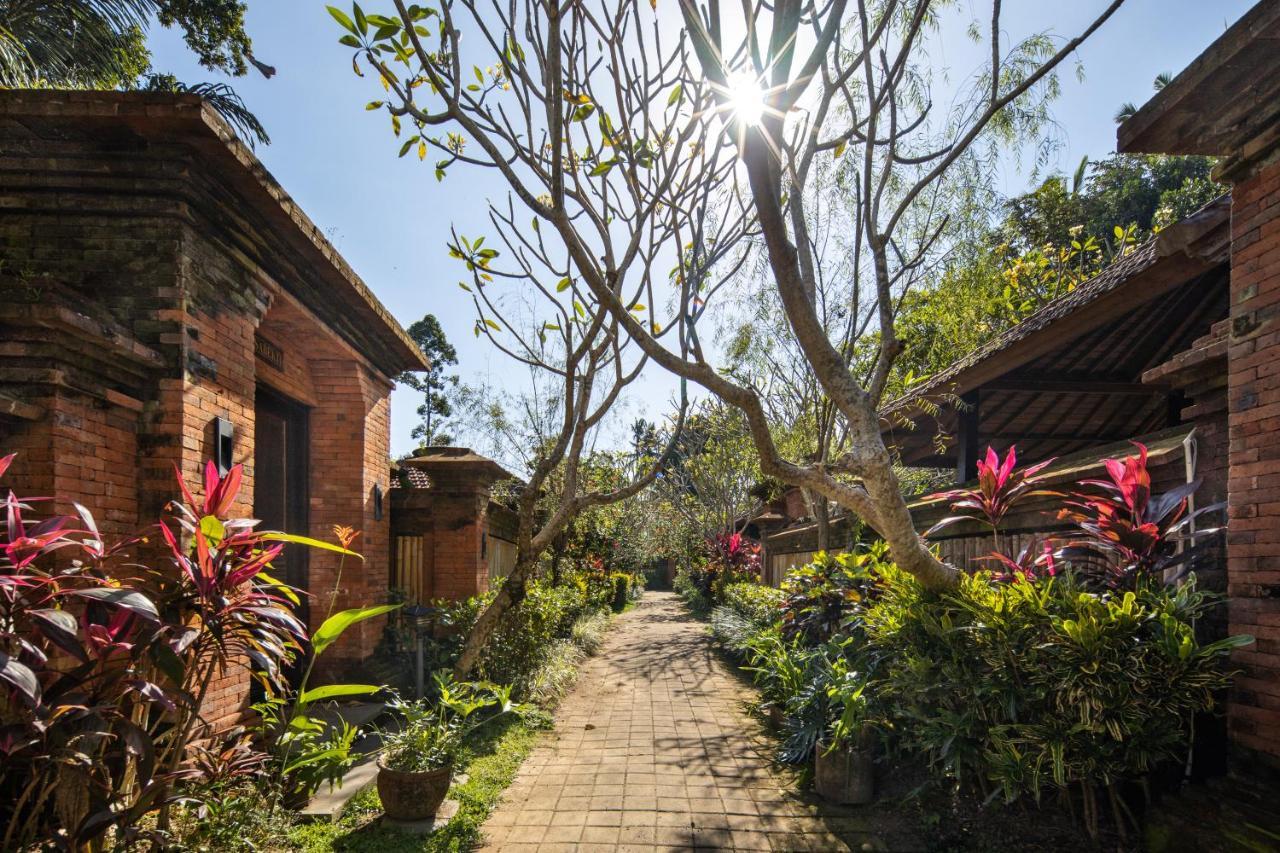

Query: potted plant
left=814, top=668, right=876, bottom=805
left=376, top=676, right=513, bottom=822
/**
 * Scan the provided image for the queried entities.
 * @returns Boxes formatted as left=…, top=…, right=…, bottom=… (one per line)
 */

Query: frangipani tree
left=330, top=0, right=1127, bottom=598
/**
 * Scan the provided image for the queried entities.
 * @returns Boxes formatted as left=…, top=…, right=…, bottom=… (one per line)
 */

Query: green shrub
left=863, top=565, right=1249, bottom=807
left=721, top=581, right=783, bottom=627
left=628, top=571, right=647, bottom=600
left=674, top=563, right=712, bottom=613
left=609, top=572, right=631, bottom=611
left=779, top=544, right=886, bottom=646
left=407, top=578, right=611, bottom=699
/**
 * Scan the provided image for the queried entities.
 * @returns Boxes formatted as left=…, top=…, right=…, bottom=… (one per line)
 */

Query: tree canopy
left=0, top=0, right=270, bottom=144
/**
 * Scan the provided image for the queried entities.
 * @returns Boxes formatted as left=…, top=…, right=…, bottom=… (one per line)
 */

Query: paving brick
left=477, top=594, right=863, bottom=851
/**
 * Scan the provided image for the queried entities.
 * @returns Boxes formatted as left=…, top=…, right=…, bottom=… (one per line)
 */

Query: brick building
left=390, top=447, right=520, bottom=602
left=0, top=91, right=426, bottom=728
left=1117, top=0, right=1280, bottom=783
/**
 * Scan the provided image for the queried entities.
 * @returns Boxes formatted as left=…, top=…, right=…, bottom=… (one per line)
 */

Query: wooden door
left=254, top=386, right=311, bottom=624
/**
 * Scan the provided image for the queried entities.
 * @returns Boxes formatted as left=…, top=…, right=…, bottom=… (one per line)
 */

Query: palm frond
left=143, top=73, right=269, bottom=147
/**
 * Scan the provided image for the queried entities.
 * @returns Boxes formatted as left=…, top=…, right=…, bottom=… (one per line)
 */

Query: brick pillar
left=1226, top=158, right=1280, bottom=771
left=392, top=450, right=514, bottom=601
left=307, top=359, right=393, bottom=677
left=428, top=489, right=492, bottom=600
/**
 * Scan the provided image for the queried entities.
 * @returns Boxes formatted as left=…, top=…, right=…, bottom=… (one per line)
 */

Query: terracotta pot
left=814, top=741, right=874, bottom=805
left=376, top=760, right=453, bottom=821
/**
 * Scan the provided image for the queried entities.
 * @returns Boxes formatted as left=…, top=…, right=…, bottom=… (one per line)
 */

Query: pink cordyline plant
left=0, top=452, right=360, bottom=849
left=925, top=445, right=1059, bottom=553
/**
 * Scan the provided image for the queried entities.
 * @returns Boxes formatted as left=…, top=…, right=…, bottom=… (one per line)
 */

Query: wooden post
left=955, top=390, right=981, bottom=484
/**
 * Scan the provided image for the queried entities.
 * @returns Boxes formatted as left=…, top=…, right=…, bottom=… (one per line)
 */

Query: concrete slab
left=299, top=757, right=380, bottom=822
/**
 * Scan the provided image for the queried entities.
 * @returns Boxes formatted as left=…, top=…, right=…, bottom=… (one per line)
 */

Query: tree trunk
left=452, top=557, right=533, bottom=678
left=811, top=490, right=831, bottom=551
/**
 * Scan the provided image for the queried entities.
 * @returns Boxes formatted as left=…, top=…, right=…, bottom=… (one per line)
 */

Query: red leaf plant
left=924, top=445, right=1059, bottom=548
left=1058, top=442, right=1221, bottom=588
left=0, top=453, right=328, bottom=849
left=974, top=536, right=1059, bottom=584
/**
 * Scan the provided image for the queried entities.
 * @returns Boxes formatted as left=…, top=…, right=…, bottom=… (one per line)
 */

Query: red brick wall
left=0, top=115, right=401, bottom=731
left=390, top=487, right=492, bottom=601
left=1227, top=158, right=1280, bottom=770
left=305, top=357, right=393, bottom=678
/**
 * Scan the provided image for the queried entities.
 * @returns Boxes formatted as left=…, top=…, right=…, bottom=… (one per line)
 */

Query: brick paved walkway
left=479, top=592, right=880, bottom=852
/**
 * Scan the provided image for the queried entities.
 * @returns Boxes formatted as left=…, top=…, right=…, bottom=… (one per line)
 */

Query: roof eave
left=879, top=196, right=1230, bottom=427
left=0, top=90, right=427, bottom=376
left=1117, top=1, right=1280, bottom=157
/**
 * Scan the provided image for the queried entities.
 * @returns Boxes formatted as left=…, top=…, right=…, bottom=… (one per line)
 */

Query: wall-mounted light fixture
left=373, top=483, right=384, bottom=521
left=213, top=417, right=234, bottom=476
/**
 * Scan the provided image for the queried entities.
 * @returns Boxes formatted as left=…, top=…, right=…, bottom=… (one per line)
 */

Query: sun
left=725, top=71, right=766, bottom=126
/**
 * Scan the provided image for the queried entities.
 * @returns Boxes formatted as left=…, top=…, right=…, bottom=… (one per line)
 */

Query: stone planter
left=814, top=741, right=874, bottom=805
left=376, top=760, right=453, bottom=821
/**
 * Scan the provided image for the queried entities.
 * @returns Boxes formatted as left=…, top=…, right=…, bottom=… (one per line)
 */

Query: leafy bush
left=0, top=454, right=376, bottom=849
left=863, top=564, right=1248, bottom=834
left=412, top=576, right=612, bottom=701
left=674, top=562, right=712, bottom=613
left=779, top=545, right=885, bottom=646
left=742, top=629, right=859, bottom=763
left=380, top=677, right=514, bottom=772
left=720, top=581, right=783, bottom=627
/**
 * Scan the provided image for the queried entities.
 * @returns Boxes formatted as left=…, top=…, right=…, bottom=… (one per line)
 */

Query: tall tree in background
left=402, top=313, right=460, bottom=449
left=0, top=0, right=272, bottom=144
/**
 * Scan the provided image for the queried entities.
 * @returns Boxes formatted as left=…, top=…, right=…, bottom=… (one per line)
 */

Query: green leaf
left=312, top=604, right=401, bottom=657
left=299, top=683, right=383, bottom=704
left=589, top=160, right=615, bottom=176
left=260, top=533, right=364, bottom=559
left=287, top=714, right=325, bottom=733
left=285, top=747, right=348, bottom=773
left=667, top=84, right=682, bottom=106
left=327, top=6, right=357, bottom=34
left=571, top=103, right=596, bottom=122
left=556, top=277, right=572, bottom=292
left=258, top=570, right=300, bottom=606
left=199, top=514, right=225, bottom=544
left=353, top=3, right=368, bottom=35
left=338, top=34, right=361, bottom=47
left=365, top=100, right=384, bottom=110
left=484, top=317, right=502, bottom=331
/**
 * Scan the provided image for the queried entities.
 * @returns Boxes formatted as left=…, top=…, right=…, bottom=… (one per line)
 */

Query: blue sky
left=148, top=0, right=1253, bottom=457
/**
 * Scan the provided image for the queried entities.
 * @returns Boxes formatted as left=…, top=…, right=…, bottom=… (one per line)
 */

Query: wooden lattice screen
left=393, top=535, right=428, bottom=602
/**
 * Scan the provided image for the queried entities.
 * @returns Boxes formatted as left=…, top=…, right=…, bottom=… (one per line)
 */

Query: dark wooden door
left=254, top=386, right=310, bottom=625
